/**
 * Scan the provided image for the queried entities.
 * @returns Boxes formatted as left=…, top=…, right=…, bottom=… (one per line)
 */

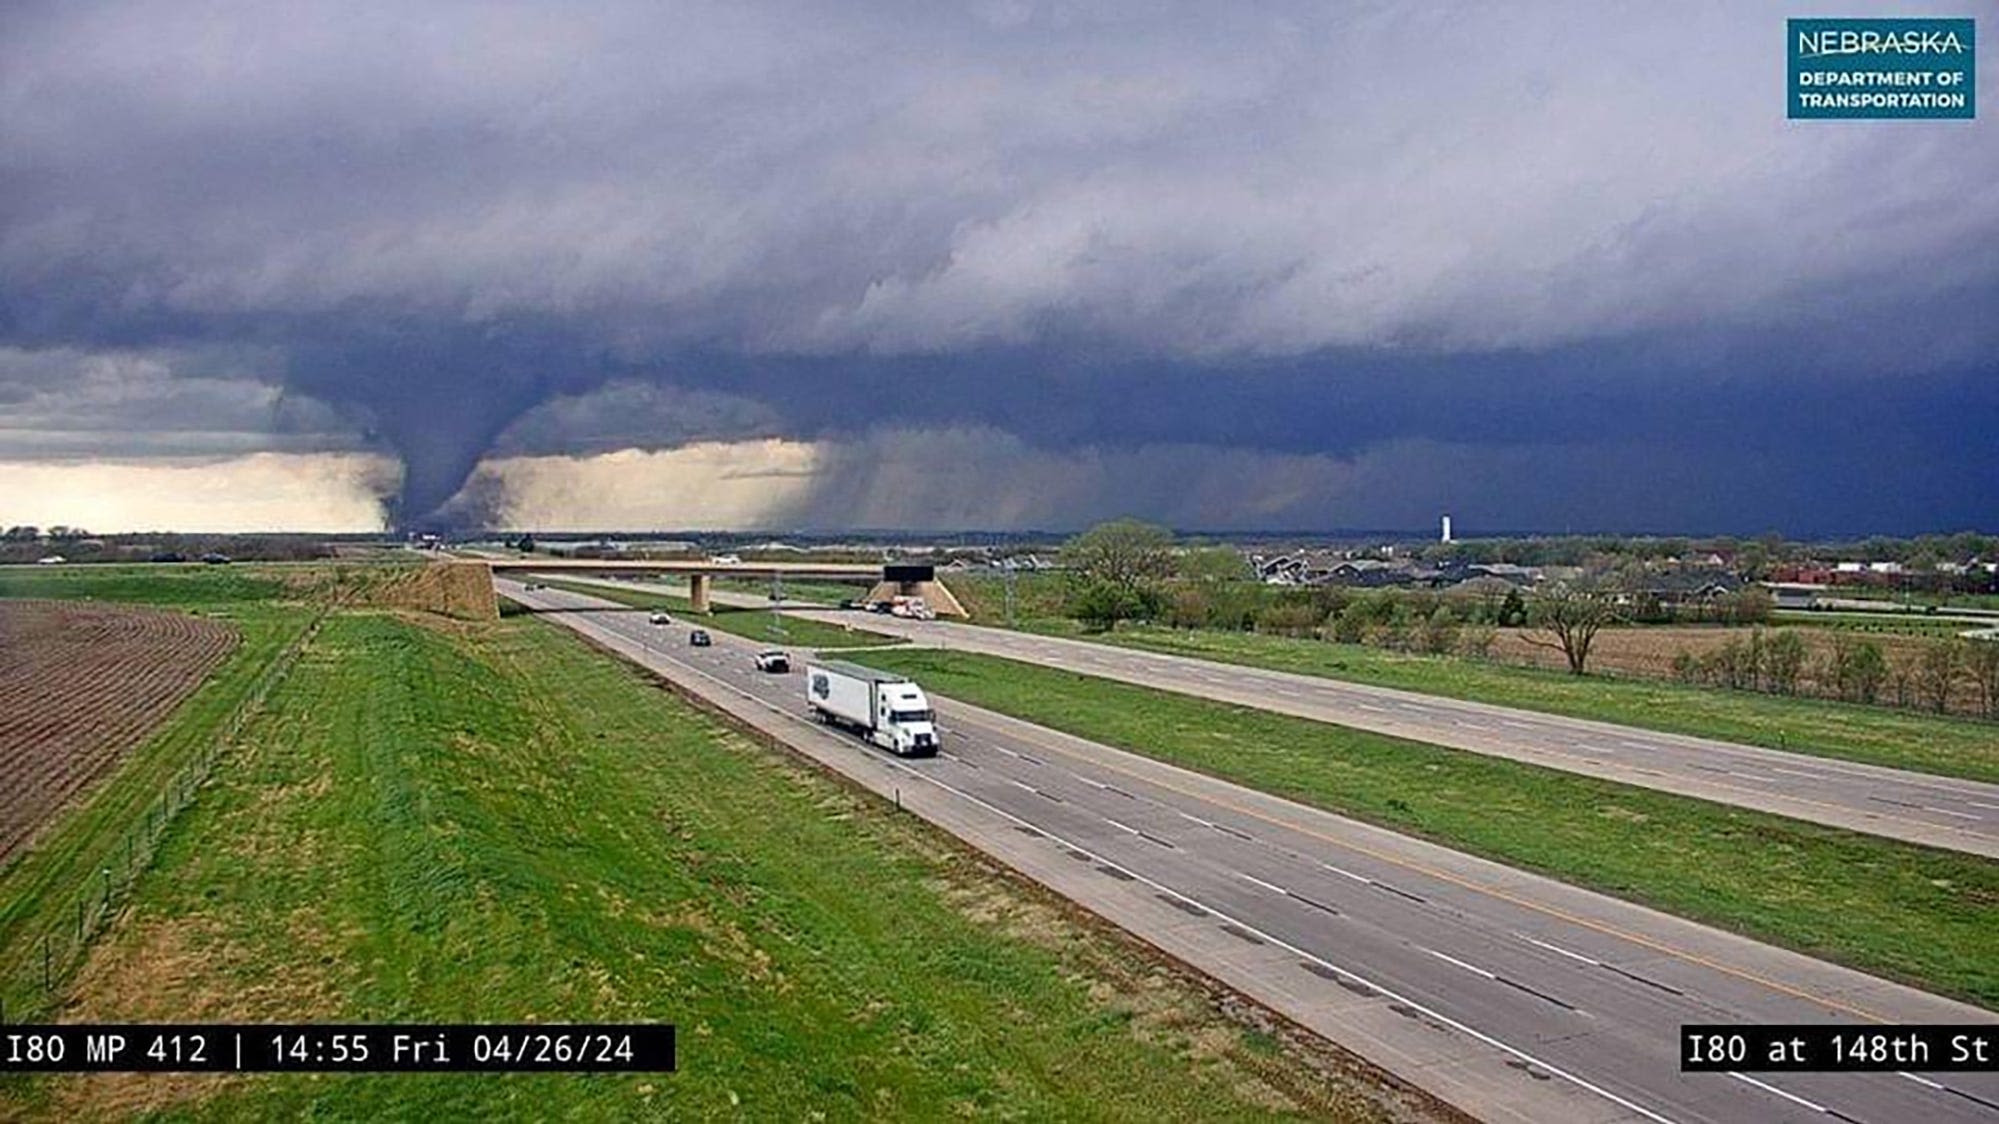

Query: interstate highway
left=502, top=579, right=1997, bottom=1124
left=770, top=610, right=1999, bottom=859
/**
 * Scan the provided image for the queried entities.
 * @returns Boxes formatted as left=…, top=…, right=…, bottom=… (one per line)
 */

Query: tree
left=1497, top=587, right=1528, bottom=627
left=1916, top=639, right=1965, bottom=713
left=1063, top=516, right=1167, bottom=620
left=1847, top=640, right=1888, bottom=705
left=1523, top=581, right=1619, bottom=675
left=2, top=526, right=39, bottom=542
left=1762, top=631, right=1807, bottom=695
left=513, top=533, right=536, bottom=553
left=1966, top=641, right=1999, bottom=718
left=1176, top=545, right=1250, bottom=582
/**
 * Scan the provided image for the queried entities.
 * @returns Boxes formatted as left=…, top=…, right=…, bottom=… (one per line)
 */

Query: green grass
left=1834, top=588, right=1999, bottom=612
left=855, top=648, right=1999, bottom=1008
left=1771, top=611, right=1975, bottom=637
left=1013, top=622, right=1999, bottom=784
left=715, top=576, right=872, bottom=605
left=2, top=612, right=1391, bottom=1121
left=0, top=563, right=285, bottom=605
left=533, top=578, right=902, bottom=650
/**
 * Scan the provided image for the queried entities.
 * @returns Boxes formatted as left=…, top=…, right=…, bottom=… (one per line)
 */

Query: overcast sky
left=1, top=1, right=1993, bottom=534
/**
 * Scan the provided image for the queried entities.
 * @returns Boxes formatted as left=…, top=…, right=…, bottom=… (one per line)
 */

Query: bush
left=1371, top=603, right=1417, bottom=652
left=1329, top=601, right=1373, bottom=644
left=1253, top=600, right=1321, bottom=638
left=1419, top=607, right=1460, bottom=655
left=1671, top=650, right=1701, bottom=684
left=1458, top=624, right=1497, bottom=660
left=1067, top=579, right=1157, bottom=632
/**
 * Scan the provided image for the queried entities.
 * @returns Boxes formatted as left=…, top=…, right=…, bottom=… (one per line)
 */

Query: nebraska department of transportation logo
left=1790, top=18, right=1975, bottom=118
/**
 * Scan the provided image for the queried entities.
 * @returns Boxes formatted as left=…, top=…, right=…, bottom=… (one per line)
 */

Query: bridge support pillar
left=689, top=572, right=712, bottom=614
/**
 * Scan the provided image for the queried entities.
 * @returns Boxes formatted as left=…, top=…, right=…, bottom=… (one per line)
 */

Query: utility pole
left=1003, top=557, right=1017, bottom=629
left=771, top=572, right=787, bottom=639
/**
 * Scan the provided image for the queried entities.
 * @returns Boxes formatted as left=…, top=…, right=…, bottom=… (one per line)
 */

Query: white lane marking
left=1729, top=771, right=1781, bottom=784
left=1353, top=702, right=1388, bottom=713
left=1420, top=946, right=1498, bottom=980
left=1103, top=818, right=1140, bottom=835
left=1764, top=766, right=1821, bottom=779
left=1580, top=744, right=1620, bottom=755
left=1320, top=862, right=1371, bottom=883
left=1177, top=811, right=1219, bottom=829
left=1727, top=1072, right=1826, bottom=1114
left=880, top=760, right=1678, bottom=1124
left=532, top=584, right=1683, bottom=1124
left=1524, top=936, right=1601, bottom=967
left=1925, top=806, right=1981, bottom=821
left=1454, top=720, right=1495, bottom=731
left=1010, top=779, right=1040, bottom=795
left=1969, top=801, right=1999, bottom=812
left=1238, top=872, right=1289, bottom=895
left=1899, top=1071, right=1944, bottom=1090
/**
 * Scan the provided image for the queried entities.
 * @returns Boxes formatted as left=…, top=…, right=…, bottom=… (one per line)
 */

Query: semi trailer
left=805, top=661, right=939, bottom=756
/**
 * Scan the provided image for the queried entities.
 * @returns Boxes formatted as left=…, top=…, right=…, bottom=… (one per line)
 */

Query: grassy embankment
left=856, top=647, right=1999, bottom=1008
left=2, top=600, right=1408, bottom=1121
left=0, top=566, right=316, bottom=1020
left=942, top=575, right=1998, bottom=782
left=1054, top=625, right=1999, bottom=783
left=533, top=578, right=902, bottom=650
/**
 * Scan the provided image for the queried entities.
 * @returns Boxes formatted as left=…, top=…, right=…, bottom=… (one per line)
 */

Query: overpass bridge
left=477, top=557, right=965, bottom=615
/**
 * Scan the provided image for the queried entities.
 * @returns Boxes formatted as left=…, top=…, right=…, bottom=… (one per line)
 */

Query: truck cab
left=876, top=681, right=938, bottom=755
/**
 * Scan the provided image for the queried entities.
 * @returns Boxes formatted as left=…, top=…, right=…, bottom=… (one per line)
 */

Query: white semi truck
left=805, top=661, right=940, bottom=756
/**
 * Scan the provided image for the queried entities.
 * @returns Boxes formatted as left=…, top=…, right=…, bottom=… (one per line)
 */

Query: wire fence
left=0, top=602, right=333, bottom=1026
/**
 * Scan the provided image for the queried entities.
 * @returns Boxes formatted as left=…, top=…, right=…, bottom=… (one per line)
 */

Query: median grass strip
left=4, top=609, right=1413, bottom=1122
left=534, top=577, right=903, bottom=650
left=1020, top=623, right=1999, bottom=784
left=854, top=648, right=1999, bottom=1008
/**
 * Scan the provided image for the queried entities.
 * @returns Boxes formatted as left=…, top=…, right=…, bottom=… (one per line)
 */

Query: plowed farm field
left=0, top=600, right=237, bottom=861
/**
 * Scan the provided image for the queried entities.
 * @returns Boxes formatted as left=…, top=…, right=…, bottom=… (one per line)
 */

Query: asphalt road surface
left=766, top=610, right=1999, bottom=859
left=535, top=572, right=1999, bottom=857
left=503, top=579, right=1997, bottom=1124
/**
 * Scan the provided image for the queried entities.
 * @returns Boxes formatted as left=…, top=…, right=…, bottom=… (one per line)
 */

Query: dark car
left=689, top=629, right=712, bottom=647
left=200, top=552, right=232, bottom=565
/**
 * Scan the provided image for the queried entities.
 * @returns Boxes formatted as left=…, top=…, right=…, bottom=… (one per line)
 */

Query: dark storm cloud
left=1, top=1, right=1994, bottom=530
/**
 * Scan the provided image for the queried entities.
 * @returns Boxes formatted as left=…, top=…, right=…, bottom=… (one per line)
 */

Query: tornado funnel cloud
left=283, top=323, right=601, bottom=528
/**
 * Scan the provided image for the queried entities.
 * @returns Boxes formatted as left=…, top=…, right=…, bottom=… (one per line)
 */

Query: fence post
left=43, top=934, right=51, bottom=991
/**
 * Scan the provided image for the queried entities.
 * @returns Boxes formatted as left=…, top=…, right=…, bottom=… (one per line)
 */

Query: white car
left=754, top=650, right=791, bottom=673
left=649, top=611, right=673, bottom=625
